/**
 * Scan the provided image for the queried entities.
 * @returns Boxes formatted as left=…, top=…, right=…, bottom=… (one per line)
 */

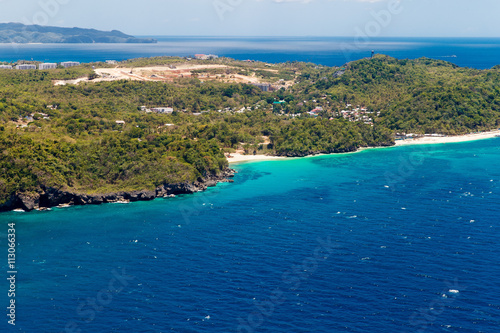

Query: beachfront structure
left=106, top=60, right=117, bottom=64
left=151, top=107, right=174, bottom=114
left=16, top=64, right=37, bottom=70
left=39, top=63, right=57, bottom=70
left=0, top=65, right=12, bottom=69
left=60, top=61, right=80, bottom=68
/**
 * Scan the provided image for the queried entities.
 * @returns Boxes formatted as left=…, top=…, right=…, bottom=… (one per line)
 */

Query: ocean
left=1, top=37, right=500, bottom=69
left=2, top=139, right=500, bottom=332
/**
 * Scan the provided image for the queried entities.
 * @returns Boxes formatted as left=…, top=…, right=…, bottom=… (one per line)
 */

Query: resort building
left=39, top=63, right=57, bottom=70
left=0, top=65, right=12, bottom=69
left=60, top=61, right=80, bottom=68
left=106, top=60, right=117, bottom=64
left=16, top=64, right=37, bottom=70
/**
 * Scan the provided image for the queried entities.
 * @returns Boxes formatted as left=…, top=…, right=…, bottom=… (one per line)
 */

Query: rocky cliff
left=0, top=169, right=235, bottom=212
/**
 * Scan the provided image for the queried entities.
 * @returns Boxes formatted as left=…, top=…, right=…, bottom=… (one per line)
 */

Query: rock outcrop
left=0, top=168, right=236, bottom=212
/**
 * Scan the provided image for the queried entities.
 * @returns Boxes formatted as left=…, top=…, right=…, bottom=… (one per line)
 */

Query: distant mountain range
left=0, top=23, right=157, bottom=44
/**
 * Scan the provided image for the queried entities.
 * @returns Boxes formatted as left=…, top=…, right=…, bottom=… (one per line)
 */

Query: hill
left=0, top=23, right=157, bottom=43
left=313, top=55, right=500, bottom=134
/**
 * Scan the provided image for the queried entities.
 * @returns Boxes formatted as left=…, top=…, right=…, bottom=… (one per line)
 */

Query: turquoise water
left=1, top=139, right=500, bottom=332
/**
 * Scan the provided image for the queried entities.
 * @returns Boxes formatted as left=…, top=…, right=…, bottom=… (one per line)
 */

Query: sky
left=0, top=0, right=499, bottom=37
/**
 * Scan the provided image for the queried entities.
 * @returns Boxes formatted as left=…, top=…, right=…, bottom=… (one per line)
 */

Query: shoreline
left=394, top=129, right=500, bottom=146
left=5, top=130, right=499, bottom=212
left=228, top=129, right=500, bottom=164
left=0, top=169, right=236, bottom=213
left=226, top=154, right=287, bottom=164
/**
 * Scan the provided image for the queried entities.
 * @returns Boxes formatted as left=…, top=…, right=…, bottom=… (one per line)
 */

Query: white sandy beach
left=227, top=153, right=287, bottom=164
left=395, top=129, right=500, bottom=146
left=228, top=129, right=500, bottom=164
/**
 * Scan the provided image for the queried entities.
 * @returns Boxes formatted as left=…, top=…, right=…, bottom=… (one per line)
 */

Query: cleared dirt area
left=53, top=63, right=296, bottom=87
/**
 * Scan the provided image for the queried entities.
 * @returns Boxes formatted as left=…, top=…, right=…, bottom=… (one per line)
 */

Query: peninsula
left=0, top=23, right=157, bottom=43
left=1, top=55, right=499, bottom=212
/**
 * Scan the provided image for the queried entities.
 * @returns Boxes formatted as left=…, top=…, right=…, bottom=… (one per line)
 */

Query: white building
left=16, top=64, right=37, bottom=70
left=0, top=65, right=12, bottom=69
left=151, top=107, right=174, bottom=114
left=39, top=63, right=57, bottom=70
left=106, top=60, right=117, bottom=64
left=60, top=61, right=80, bottom=68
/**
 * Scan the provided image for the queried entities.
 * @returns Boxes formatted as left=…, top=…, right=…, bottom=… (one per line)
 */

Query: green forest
left=1, top=55, right=499, bottom=207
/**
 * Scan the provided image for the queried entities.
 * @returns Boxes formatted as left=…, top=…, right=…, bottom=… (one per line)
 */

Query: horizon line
left=136, top=35, right=500, bottom=39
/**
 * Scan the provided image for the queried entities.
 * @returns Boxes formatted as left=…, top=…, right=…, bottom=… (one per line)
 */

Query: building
left=151, top=107, right=174, bottom=114
left=311, top=107, right=323, bottom=112
left=251, top=83, right=271, bottom=92
left=194, top=54, right=218, bottom=60
left=0, top=65, right=12, bottom=69
left=16, top=64, right=37, bottom=70
left=106, top=60, right=117, bottom=65
left=60, top=61, right=80, bottom=68
left=39, top=63, right=57, bottom=70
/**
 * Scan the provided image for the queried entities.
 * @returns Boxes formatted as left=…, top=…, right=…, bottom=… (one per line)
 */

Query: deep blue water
left=1, top=37, right=500, bottom=68
left=1, top=139, right=500, bottom=332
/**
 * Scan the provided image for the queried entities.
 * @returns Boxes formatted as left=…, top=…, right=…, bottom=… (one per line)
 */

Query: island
left=0, top=23, right=157, bottom=43
left=1, top=54, right=499, bottom=212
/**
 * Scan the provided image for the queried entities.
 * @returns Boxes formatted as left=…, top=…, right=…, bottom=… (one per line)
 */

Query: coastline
left=0, top=169, right=236, bottom=213
left=5, top=130, right=499, bottom=212
left=228, top=129, right=500, bottom=164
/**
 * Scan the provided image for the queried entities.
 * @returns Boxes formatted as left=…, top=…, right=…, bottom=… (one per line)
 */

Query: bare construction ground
left=53, top=63, right=296, bottom=88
